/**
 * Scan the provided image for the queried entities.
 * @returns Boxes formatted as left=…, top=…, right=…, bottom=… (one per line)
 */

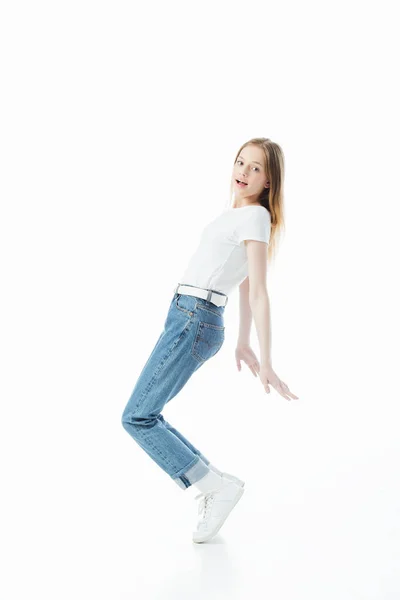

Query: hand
left=258, top=364, right=299, bottom=401
left=235, top=344, right=260, bottom=377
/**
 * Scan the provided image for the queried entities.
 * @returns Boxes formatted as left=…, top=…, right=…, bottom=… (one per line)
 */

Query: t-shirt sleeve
left=235, top=210, right=271, bottom=245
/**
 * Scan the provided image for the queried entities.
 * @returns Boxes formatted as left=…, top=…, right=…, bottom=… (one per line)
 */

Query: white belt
left=173, top=283, right=228, bottom=307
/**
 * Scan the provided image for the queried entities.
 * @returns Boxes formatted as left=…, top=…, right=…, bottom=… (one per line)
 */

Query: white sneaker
left=222, top=472, right=245, bottom=487
left=192, top=475, right=245, bottom=543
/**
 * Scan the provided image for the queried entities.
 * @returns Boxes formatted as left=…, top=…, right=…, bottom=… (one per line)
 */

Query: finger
left=278, top=381, right=294, bottom=396
left=285, top=387, right=299, bottom=399
left=251, top=363, right=259, bottom=377
left=281, top=382, right=299, bottom=399
left=276, top=383, right=292, bottom=401
left=236, top=359, right=241, bottom=371
left=249, top=365, right=257, bottom=377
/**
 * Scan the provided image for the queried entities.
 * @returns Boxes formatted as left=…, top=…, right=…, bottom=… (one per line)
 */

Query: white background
left=1, top=1, right=399, bottom=599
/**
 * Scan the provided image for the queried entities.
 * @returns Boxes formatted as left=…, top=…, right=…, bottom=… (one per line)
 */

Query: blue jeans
left=121, top=291, right=226, bottom=490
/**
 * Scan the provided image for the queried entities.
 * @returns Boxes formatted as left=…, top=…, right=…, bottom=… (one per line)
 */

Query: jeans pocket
left=175, top=294, right=196, bottom=316
left=191, top=321, right=225, bottom=363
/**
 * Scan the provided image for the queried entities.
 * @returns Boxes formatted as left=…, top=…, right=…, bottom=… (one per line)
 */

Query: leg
left=121, top=293, right=224, bottom=490
left=156, top=414, right=211, bottom=467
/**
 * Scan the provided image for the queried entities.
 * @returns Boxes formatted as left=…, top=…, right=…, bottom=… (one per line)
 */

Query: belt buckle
left=206, top=288, right=228, bottom=307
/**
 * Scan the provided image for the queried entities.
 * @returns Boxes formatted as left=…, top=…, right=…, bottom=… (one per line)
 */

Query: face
left=232, top=144, right=270, bottom=201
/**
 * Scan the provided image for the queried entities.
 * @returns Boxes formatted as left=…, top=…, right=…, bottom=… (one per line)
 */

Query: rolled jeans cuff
left=172, top=456, right=210, bottom=490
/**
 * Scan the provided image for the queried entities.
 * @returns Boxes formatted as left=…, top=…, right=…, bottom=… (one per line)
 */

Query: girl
left=121, top=137, right=299, bottom=543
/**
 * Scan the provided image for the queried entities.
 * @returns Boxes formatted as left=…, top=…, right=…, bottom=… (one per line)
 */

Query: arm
left=250, top=291, right=272, bottom=367
left=237, top=236, right=298, bottom=401
left=245, top=239, right=272, bottom=367
left=237, top=276, right=252, bottom=347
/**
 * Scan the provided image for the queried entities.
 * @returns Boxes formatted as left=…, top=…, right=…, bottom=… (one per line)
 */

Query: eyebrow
left=238, top=155, right=263, bottom=166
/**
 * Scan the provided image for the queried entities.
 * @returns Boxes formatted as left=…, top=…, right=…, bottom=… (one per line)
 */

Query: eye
left=237, top=159, right=259, bottom=172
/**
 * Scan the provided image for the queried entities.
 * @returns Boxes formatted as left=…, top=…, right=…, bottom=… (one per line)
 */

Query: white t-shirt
left=179, top=205, right=271, bottom=296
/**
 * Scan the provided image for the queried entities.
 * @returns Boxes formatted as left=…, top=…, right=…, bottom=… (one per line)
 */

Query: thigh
left=123, top=294, right=199, bottom=418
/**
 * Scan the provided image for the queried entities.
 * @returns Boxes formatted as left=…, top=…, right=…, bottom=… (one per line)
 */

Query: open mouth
left=235, top=179, right=248, bottom=186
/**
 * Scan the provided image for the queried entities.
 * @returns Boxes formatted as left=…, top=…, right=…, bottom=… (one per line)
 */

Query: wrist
left=261, top=359, right=272, bottom=369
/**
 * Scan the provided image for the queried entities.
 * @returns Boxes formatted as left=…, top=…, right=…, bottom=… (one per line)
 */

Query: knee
left=121, top=402, right=135, bottom=429
left=121, top=407, right=157, bottom=430
left=121, top=405, right=138, bottom=428
left=121, top=410, right=130, bottom=430
left=121, top=393, right=141, bottom=428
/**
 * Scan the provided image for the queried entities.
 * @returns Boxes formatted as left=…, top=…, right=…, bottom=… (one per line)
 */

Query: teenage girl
left=121, top=137, right=299, bottom=543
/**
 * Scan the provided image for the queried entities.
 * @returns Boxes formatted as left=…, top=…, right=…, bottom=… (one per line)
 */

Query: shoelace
left=195, top=488, right=221, bottom=519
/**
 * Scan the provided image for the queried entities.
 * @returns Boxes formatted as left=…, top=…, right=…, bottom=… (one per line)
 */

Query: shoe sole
left=192, top=486, right=245, bottom=544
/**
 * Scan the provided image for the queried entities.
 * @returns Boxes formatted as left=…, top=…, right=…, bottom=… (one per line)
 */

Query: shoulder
left=245, top=206, right=271, bottom=226
left=248, top=205, right=270, bottom=217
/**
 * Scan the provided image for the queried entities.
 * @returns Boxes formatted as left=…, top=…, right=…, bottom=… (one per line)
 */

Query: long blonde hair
left=229, top=137, right=286, bottom=263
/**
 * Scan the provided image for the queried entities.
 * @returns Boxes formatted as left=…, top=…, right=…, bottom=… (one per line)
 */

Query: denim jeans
left=121, top=291, right=226, bottom=490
